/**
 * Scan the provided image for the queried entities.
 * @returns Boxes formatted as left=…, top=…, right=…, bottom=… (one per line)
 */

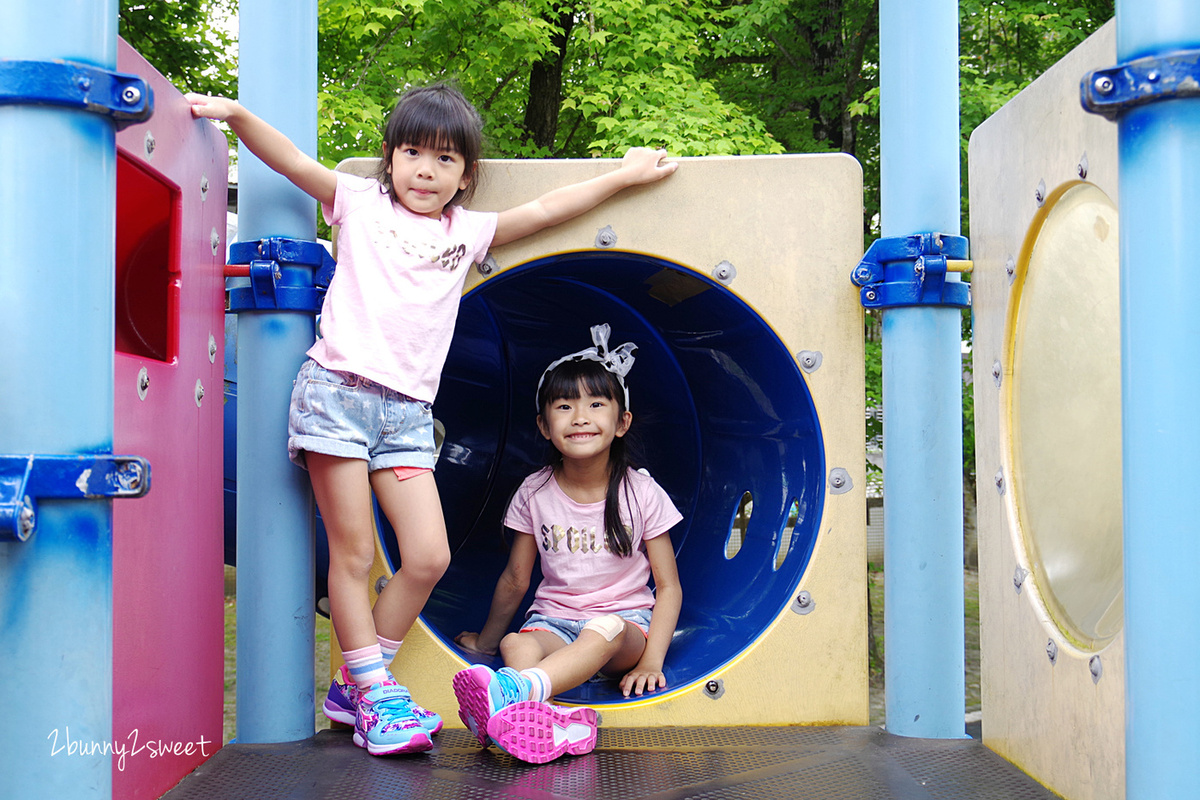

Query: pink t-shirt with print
left=309, top=172, right=497, bottom=403
left=503, top=467, right=683, bottom=619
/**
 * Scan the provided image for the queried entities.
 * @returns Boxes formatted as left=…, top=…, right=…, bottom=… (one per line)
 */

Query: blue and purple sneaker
left=353, top=680, right=432, bottom=756
left=324, top=664, right=442, bottom=734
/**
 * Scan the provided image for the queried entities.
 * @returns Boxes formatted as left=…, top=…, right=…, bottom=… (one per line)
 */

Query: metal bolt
left=478, top=255, right=497, bottom=276
left=1046, top=639, right=1058, bottom=666
left=933, top=234, right=944, bottom=250
left=77, top=76, right=92, bottom=91
left=209, top=334, right=218, bottom=363
left=1077, top=152, right=1089, bottom=180
left=994, top=468, right=1005, bottom=496
left=1013, top=565, right=1028, bottom=594
left=200, top=174, right=210, bottom=201
left=1089, top=655, right=1103, bottom=684
left=143, top=131, right=156, bottom=159
left=792, top=590, right=816, bottom=615
left=1035, top=178, right=1047, bottom=207
left=865, top=289, right=878, bottom=302
left=1094, top=75, right=1115, bottom=95
left=137, top=367, right=150, bottom=401
left=828, top=467, right=853, bottom=495
left=375, top=576, right=389, bottom=595
left=594, top=225, right=618, bottom=248
left=117, top=461, right=145, bottom=493
left=796, top=350, right=822, bottom=374
left=274, top=267, right=282, bottom=281
left=195, top=379, right=205, bottom=408
left=702, top=679, right=724, bottom=699
left=18, top=500, right=35, bottom=540
left=210, top=228, right=221, bottom=256
left=711, top=260, right=737, bottom=285
left=853, top=265, right=873, bottom=284
left=992, top=360, right=1002, bottom=388
left=1005, top=256, right=1016, bottom=285
left=122, top=85, right=142, bottom=105
left=1147, top=70, right=1160, bottom=83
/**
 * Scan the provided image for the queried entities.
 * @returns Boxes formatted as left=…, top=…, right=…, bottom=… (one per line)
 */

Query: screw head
left=1147, top=70, right=1160, bottom=83
left=122, top=85, right=142, bottom=105
left=1094, top=75, right=1115, bottom=95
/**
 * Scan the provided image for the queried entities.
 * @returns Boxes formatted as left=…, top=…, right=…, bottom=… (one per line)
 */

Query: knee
left=402, top=544, right=450, bottom=588
left=328, top=539, right=376, bottom=582
left=500, top=632, right=534, bottom=663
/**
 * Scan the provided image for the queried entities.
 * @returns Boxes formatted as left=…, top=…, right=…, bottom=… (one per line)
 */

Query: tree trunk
left=523, top=8, right=576, bottom=151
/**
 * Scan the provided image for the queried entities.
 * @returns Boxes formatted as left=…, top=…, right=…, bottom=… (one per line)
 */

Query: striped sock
left=377, top=635, right=403, bottom=668
left=343, top=644, right=389, bottom=692
left=520, top=667, right=552, bottom=702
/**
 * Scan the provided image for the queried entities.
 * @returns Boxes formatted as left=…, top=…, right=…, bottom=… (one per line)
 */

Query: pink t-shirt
left=308, top=172, right=497, bottom=403
left=503, top=467, right=684, bottom=619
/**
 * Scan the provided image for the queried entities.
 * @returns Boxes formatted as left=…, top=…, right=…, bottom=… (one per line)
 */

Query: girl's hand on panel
left=454, top=631, right=497, bottom=657
left=184, top=93, right=239, bottom=122
left=619, top=147, right=679, bottom=186
left=620, top=665, right=667, bottom=697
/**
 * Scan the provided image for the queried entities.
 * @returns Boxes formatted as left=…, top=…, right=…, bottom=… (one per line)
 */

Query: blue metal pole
left=1114, top=3, right=1200, bottom=796
left=0, top=2, right=118, bottom=796
left=878, top=0, right=966, bottom=738
left=233, top=0, right=319, bottom=742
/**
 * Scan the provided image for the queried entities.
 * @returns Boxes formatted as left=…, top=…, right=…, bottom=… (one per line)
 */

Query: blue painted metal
left=0, top=454, right=150, bottom=542
left=426, top=250, right=825, bottom=704
left=227, top=237, right=335, bottom=311
left=232, top=0, right=320, bottom=743
left=0, top=58, right=152, bottom=129
left=1082, top=48, right=1200, bottom=119
left=0, top=1, right=123, bottom=796
left=878, top=0, right=966, bottom=739
left=852, top=233, right=971, bottom=309
left=1079, top=4, right=1200, bottom=796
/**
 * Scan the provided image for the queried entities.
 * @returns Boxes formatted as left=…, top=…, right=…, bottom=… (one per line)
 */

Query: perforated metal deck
left=162, top=726, right=1060, bottom=799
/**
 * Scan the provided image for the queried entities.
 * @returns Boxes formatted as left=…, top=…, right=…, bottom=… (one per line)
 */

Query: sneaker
left=324, top=664, right=443, bottom=735
left=486, top=701, right=598, bottom=764
left=322, top=664, right=359, bottom=725
left=353, top=681, right=432, bottom=756
left=452, top=665, right=531, bottom=747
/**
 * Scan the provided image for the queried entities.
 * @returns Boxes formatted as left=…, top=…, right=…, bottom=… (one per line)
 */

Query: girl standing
left=187, top=85, right=677, bottom=756
left=454, top=324, right=683, bottom=763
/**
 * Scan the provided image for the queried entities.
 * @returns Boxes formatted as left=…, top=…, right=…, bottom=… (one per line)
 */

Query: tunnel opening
left=382, top=250, right=827, bottom=705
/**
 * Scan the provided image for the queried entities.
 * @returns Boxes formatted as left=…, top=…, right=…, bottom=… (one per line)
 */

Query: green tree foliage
left=119, top=0, right=238, bottom=98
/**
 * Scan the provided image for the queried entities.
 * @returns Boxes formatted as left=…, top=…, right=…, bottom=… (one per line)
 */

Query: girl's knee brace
left=582, top=614, right=626, bottom=642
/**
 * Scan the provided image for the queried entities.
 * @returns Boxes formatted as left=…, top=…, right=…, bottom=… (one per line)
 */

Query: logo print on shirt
left=541, top=524, right=609, bottom=554
left=379, top=222, right=469, bottom=271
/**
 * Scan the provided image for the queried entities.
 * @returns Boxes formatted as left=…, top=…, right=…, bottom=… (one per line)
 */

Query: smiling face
left=386, top=143, right=471, bottom=219
left=538, top=384, right=632, bottom=466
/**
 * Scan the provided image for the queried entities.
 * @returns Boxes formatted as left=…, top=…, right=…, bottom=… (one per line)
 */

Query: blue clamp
left=1082, top=49, right=1200, bottom=120
left=851, top=233, right=971, bottom=309
left=0, top=59, right=153, bottom=130
left=1, top=454, right=151, bottom=543
left=227, top=237, right=336, bottom=312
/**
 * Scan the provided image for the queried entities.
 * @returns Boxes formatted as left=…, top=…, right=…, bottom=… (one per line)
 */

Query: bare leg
left=307, top=452, right=378, bottom=652
left=368, top=470, right=451, bottom=643
left=501, top=623, right=647, bottom=697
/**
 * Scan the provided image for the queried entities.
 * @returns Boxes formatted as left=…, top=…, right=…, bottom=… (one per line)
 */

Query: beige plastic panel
left=331, top=154, right=868, bottom=727
left=968, top=20, right=1125, bottom=800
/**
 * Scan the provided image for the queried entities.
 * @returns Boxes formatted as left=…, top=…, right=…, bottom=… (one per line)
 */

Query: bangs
left=539, top=359, right=623, bottom=409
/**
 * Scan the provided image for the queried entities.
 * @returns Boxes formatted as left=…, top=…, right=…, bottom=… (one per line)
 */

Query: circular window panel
left=1007, top=181, right=1123, bottom=649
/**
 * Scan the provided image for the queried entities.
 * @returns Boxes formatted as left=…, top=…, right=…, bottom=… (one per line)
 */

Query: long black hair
left=536, top=358, right=641, bottom=557
left=372, top=82, right=483, bottom=207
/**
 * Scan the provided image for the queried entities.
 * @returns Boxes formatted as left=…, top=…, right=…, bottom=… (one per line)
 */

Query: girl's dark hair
left=373, top=82, right=483, bottom=207
left=537, top=359, right=641, bottom=557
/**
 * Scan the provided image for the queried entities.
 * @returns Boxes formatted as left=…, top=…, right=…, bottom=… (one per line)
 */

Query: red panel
left=112, top=38, right=228, bottom=800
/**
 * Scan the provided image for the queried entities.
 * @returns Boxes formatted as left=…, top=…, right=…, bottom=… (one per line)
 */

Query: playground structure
left=2, top=3, right=1199, bottom=800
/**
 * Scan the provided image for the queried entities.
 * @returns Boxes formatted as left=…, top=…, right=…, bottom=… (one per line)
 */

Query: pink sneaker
left=485, top=700, right=598, bottom=763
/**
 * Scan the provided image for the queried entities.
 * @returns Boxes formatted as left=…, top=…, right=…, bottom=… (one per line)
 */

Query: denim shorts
left=287, top=359, right=437, bottom=472
left=521, top=608, right=653, bottom=644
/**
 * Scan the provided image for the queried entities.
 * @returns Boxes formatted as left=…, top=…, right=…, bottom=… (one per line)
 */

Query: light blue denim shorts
left=287, top=358, right=437, bottom=472
left=520, top=608, right=653, bottom=644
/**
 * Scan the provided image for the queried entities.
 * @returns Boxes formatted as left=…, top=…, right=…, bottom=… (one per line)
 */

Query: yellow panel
left=968, top=19, right=1125, bottom=800
left=331, top=153, right=867, bottom=728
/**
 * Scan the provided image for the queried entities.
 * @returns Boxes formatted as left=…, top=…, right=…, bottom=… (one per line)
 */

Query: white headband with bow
left=536, top=323, right=638, bottom=411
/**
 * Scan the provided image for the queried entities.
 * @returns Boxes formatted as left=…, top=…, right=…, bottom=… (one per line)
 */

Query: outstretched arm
left=185, top=93, right=337, bottom=207
left=455, top=532, right=538, bottom=656
left=620, top=532, right=682, bottom=697
left=492, top=147, right=678, bottom=247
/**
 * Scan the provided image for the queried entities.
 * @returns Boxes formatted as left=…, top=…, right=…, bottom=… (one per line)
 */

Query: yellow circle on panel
left=1007, top=181, right=1123, bottom=650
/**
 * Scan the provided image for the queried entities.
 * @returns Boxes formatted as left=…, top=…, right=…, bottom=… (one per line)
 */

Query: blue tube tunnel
left=226, top=250, right=826, bottom=705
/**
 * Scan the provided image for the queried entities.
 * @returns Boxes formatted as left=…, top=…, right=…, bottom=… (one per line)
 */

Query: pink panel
left=112, top=39, right=227, bottom=800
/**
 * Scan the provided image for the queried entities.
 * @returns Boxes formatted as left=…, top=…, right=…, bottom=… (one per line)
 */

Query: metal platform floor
left=161, top=725, right=1060, bottom=799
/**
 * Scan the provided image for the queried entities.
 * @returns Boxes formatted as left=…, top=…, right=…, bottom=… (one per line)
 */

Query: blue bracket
left=851, top=233, right=971, bottom=309
left=227, top=237, right=336, bottom=313
left=1082, top=49, right=1200, bottom=121
left=0, top=454, right=151, bottom=543
left=0, top=59, right=153, bottom=130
